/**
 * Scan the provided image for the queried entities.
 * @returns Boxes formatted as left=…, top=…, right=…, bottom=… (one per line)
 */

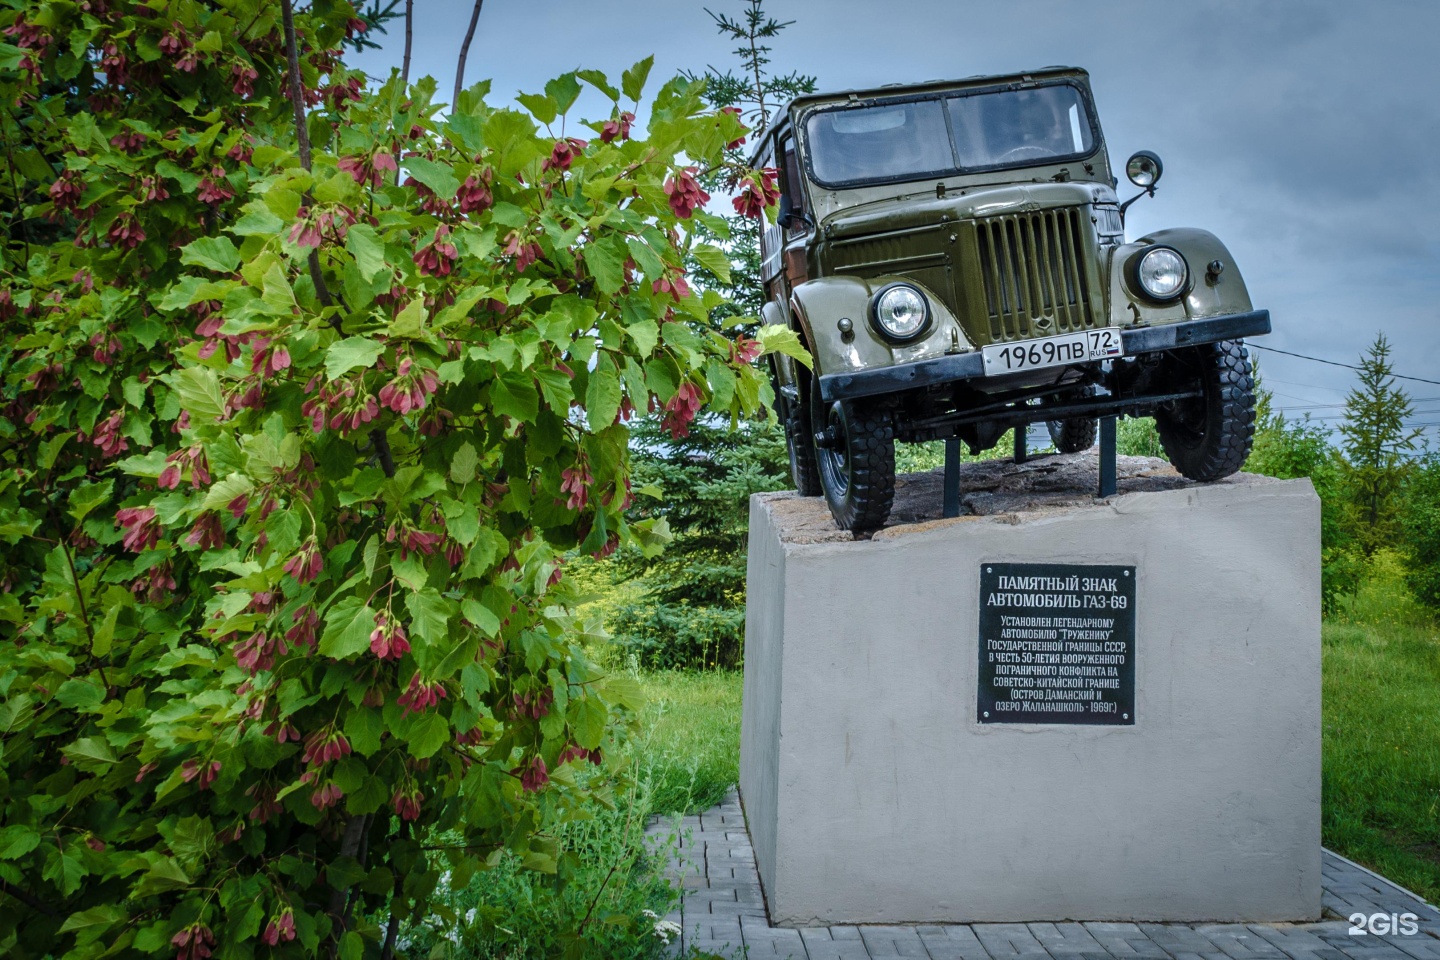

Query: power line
left=1250, top=343, right=1440, bottom=387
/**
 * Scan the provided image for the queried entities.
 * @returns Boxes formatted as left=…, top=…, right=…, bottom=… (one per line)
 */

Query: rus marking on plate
left=977, top=562, right=1136, bottom=726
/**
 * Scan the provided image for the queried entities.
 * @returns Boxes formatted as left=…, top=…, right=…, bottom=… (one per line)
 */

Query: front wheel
left=1154, top=339, right=1256, bottom=481
left=810, top=377, right=895, bottom=532
left=768, top=357, right=821, bottom=496
left=1047, top=384, right=1098, bottom=453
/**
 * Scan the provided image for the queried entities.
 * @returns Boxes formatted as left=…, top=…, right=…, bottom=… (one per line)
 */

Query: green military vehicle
left=753, top=66, right=1269, bottom=531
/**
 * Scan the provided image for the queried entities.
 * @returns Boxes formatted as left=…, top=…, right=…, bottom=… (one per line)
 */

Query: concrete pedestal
left=739, top=455, right=1322, bottom=925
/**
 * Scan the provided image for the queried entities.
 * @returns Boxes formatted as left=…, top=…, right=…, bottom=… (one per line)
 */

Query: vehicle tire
left=810, top=376, right=895, bottom=532
left=1154, top=339, right=1256, bottom=481
left=769, top=358, right=821, bottom=496
left=1046, top=385, right=1098, bottom=453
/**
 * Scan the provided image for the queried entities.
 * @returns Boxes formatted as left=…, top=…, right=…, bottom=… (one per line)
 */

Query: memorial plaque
left=977, top=562, right=1136, bottom=725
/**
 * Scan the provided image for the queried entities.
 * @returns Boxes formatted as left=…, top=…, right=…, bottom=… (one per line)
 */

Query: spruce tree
left=1339, top=332, right=1422, bottom=555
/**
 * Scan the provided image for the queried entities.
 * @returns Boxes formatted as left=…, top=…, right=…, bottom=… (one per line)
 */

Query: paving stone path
left=645, top=790, right=1440, bottom=960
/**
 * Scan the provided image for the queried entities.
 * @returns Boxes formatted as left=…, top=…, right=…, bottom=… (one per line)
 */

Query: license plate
left=981, top=328, right=1123, bottom=376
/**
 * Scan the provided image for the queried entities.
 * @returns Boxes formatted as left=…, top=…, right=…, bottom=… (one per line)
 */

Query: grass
left=401, top=669, right=743, bottom=958
left=1322, top=552, right=1440, bottom=903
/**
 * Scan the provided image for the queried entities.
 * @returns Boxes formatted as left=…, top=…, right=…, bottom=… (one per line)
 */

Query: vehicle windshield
left=804, top=82, right=1097, bottom=187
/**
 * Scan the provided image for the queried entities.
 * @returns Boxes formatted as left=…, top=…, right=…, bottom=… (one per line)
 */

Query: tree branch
left=454, top=0, right=484, bottom=107
left=370, top=429, right=396, bottom=478
left=324, top=815, right=368, bottom=953
left=401, top=0, right=414, bottom=86
left=0, top=879, right=60, bottom=917
left=280, top=0, right=336, bottom=315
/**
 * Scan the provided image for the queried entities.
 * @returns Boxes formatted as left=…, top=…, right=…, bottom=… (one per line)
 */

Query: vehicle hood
left=820, top=181, right=1115, bottom=242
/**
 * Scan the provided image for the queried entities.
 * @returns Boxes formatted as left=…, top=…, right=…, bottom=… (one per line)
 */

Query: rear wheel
left=769, top=357, right=821, bottom=496
left=1046, top=384, right=1099, bottom=453
left=1154, top=339, right=1256, bottom=480
left=810, top=377, right=895, bottom=532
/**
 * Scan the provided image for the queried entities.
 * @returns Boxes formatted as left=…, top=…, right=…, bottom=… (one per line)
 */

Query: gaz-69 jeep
left=753, top=66, right=1269, bottom=531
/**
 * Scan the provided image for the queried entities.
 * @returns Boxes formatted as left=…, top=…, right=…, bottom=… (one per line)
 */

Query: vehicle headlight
left=870, top=283, right=931, bottom=342
left=1129, top=246, right=1189, bottom=302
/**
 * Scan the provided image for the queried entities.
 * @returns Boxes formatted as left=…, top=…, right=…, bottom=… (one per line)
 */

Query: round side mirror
left=1126, top=150, right=1164, bottom=188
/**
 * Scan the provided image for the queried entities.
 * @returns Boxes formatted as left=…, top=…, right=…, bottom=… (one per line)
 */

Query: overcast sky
left=351, top=0, right=1440, bottom=443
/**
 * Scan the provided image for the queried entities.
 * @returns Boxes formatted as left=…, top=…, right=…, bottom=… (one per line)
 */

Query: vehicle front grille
left=973, top=207, right=1095, bottom=342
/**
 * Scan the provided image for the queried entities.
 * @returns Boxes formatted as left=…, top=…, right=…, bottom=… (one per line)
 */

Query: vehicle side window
left=779, top=138, right=807, bottom=236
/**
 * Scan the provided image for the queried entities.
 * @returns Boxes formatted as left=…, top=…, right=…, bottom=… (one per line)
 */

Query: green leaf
left=544, top=73, right=582, bottom=115
left=584, top=239, right=626, bottom=295
left=461, top=597, right=501, bottom=636
left=516, top=92, right=557, bottom=125
left=201, top=474, right=253, bottom=512
left=0, top=825, right=40, bottom=860
left=68, top=480, right=113, bottom=522
left=346, top=776, right=389, bottom=815
left=404, top=589, right=453, bottom=646
left=169, top=366, right=227, bottom=424
left=325, top=337, right=385, bottom=379
left=576, top=69, right=619, bottom=101
left=450, top=442, right=478, bottom=485
left=58, top=905, right=123, bottom=942
left=571, top=696, right=607, bottom=750
left=757, top=325, right=813, bottom=366
left=319, top=597, right=378, bottom=659
left=391, top=298, right=427, bottom=339
left=585, top=361, right=622, bottom=430
left=690, top=243, right=733, bottom=286
left=230, top=202, right=285, bottom=236
left=340, top=931, right=364, bottom=960
left=403, top=156, right=459, bottom=199
left=626, top=320, right=659, bottom=358
left=621, top=56, right=654, bottom=102
left=180, top=236, right=240, bottom=274
left=55, top=681, right=106, bottom=712
left=345, top=224, right=388, bottom=282
left=405, top=712, right=449, bottom=759
left=491, top=374, right=538, bottom=423
left=344, top=707, right=384, bottom=756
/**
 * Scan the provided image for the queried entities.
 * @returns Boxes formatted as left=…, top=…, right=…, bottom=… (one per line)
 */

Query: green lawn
left=1322, top=567, right=1440, bottom=902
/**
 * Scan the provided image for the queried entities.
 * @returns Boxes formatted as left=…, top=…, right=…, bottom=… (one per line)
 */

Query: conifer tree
left=1339, top=332, right=1422, bottom=555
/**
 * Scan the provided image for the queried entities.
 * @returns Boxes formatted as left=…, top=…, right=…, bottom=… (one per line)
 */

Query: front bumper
left=817, top=309, right=1271, bottom=402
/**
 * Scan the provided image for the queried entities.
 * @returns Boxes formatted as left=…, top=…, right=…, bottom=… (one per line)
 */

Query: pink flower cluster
left=261, top=910, right=296, bottom=946
left=158, top=445, right=211, bottom=490
left=131, top=561, right=177, bottom=604
left=542, top=137, right=587, bottom=173
left=369, top=613, right=411, bottom=660
left=250, top=338, right=291, bottom=379
left=732, top=335, right=762, bottom=365
left=171, top=923, right=216, bottom=960
left=413, top=225, right=458, bottom=277
left=301, top=727, right=352, bottom=766
left=662, top=381, right=703, bottom=439
left=302, top=376, right=380, bottom=434
left=233, top=630, right=286, bottom=675
left=108, top=212, right=145, bottom=249
left=560, top=462, right=593, bottom=511
left=378, top=357, right=440, bottom=415
left=512, top=688, right=553, bottom=720
left=664, top=167, right=710, bottom=219
left=285, top=605, right=320, bottom=652
left=600, top=111, right=635, bottom=144
left=456, top=167, right=494, bottom=214
left=186, top=512, right=225, bottom=550
left=282, top=539, right=323, bottom=584
left=392, top=785, right=424, bottom=821
left=181, top=759, right=221, bottom=790
left=503, top=230, right=543, bottom=272
left=397, top=673, right=447, bottom=716
left=557, top=743, right=604, bottom=768
left=287, top=206, right=352, bottom=249
left=196, top=167, right=234, bottom=206
left=49, top=171, right=83, bottom=212
left=87, top=409, right=129, bottom=457
left=115, top=506, right=160, bottom=552
left=386, top=521, right=445, bottom=561
left=516, top=755, right=549, bottom=793
left=338, top=150, right=399, bottom=189
left=652, top=270, right=690, bottom=301
left=732, top=167, right=780, bottom=220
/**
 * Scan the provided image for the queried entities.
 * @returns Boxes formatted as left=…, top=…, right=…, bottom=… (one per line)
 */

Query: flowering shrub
left=0, top=1, right=803, bottom=956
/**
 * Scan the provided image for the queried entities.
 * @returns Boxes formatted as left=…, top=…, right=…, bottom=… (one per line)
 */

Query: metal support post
left=1098, top=416, right=1117, bottom=498
left=1013, top=425, right=1027, bottom=464
left=943, top=438, right=961, bottom=518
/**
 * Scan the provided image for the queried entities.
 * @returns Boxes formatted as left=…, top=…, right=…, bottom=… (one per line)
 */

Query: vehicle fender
left=788, top=275, right=973, bottom=378
left=1108, top=227, right=1254, bottom=325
